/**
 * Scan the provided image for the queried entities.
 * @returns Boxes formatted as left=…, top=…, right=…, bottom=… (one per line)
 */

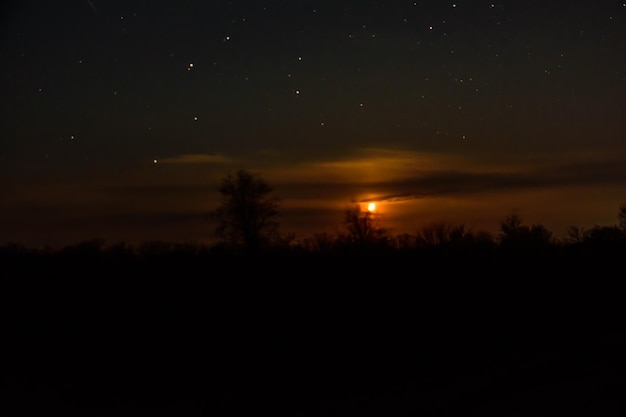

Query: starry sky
left=1, top=0, right=625, bottom=248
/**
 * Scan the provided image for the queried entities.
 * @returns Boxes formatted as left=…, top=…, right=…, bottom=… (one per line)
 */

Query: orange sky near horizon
left=2, top=146, right=625, bottom=249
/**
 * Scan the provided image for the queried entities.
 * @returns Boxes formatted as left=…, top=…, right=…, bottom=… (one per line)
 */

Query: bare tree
left=416, top=222, right=452, bottom=247
left=416, top=222, right=479, bottom=248
left=566, top=225, right=586, bottom=244
left=301, top=232, right=337, bottom=252
left=392, top=233, right=417, bottom=250
left=210, top=169, right=281, bottom=252
left=618, top=204, right=626, bottom=231
left=341, top=203, right=388, bottom=247
left=498, top=212, right=554, bottom=249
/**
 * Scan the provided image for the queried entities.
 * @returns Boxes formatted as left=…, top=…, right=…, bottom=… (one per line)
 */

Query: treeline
left=2, top=210, right=625, bottom=281
left=3, top=201, right=626, bottom=258
left=1, top=168, right=625, bottom=278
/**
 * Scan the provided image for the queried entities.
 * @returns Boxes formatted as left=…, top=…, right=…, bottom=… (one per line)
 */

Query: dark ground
left=2, top=250, right=625, bottom=416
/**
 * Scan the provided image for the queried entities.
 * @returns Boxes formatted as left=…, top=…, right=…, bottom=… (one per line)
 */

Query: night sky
left=1, top=0, right=625, bottom=248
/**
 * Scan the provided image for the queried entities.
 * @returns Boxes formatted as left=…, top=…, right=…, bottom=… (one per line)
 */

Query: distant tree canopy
left=415, top=222, right=494, bottom=249
left=210, top=169, right=281, bottom=252
left=497, top=212, right=554, bottom=249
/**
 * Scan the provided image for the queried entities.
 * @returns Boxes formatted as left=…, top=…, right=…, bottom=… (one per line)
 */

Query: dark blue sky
left=1, top=1, right=625, bottom=248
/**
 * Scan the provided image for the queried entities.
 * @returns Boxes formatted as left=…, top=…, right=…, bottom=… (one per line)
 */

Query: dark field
left=2, top=244, right=625, bottom=416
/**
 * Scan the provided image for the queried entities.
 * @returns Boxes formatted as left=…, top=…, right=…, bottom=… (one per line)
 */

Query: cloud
left=354, top=156, right=626, bottom=204
left=266, top=147, right=470, bottom=184
left=269, top=146, right=626, bottom=205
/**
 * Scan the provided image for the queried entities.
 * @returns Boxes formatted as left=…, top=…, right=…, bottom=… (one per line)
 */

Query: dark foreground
left=2, top=250, right=625, bottom=416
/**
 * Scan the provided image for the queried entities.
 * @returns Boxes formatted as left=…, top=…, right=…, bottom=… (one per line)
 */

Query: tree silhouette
left=301, top=232, right=337, bottom=253
left=210, top=169, right=280, bottom=252
left=582, top=225, right=625, bottom=246
left=618, top=204, right=626, bottom=231
left=416, top=222, right=493, bottom=249
left=341, top=203, right=388, bottom=247
left=566, top=225, right=586, bottom=244
left=498, top=212, right=554, bottom=249
left=415, top=222, right=451, bottom=247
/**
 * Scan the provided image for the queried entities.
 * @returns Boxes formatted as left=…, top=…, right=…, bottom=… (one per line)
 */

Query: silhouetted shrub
left=498, top=213, right=554, bottom=251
